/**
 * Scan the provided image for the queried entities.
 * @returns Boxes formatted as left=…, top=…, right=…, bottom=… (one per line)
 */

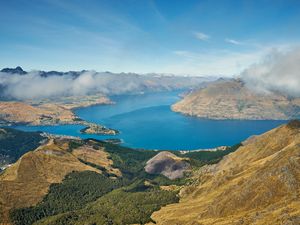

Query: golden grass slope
left=0, top=138, right=120, bottom=225
left=0, top=101, right=76, bottom=125
left=151, top=121, right=300, bottom=225
left=72, top=143, right=121, bottom=176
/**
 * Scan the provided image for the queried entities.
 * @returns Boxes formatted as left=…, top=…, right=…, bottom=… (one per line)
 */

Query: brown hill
left=0, top=95, right=111, bottom=126
left=172, top=79, right=300, bottom=120
left=151, top=120, right=300, bottom=224
left=0, top=138, right=120, bottom=225
left=0, top=102, right=77, bottom=125
left=145, top=151, right=190, bottom=180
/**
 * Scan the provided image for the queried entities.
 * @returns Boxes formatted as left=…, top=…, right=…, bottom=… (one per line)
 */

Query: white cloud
left=0, top=71, right=208, bottom=100
left=241, top=47, right=300, bottom=97
left=194, top=32, right=210, bottom=41
left=225, top=38, right=243, bottom=45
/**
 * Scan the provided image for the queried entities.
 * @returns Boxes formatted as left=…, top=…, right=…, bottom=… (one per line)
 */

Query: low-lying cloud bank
left=0, top=70, right=211, bottom=100
left=241, top=48, right=300, bottom=97
left=2, top=47, right=299, bottom=100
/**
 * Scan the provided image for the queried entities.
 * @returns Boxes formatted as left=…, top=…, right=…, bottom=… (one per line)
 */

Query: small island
left=80, top=122, right=119, bottom=135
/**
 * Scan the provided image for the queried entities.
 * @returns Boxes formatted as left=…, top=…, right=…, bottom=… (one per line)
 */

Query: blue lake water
left=14, top=91, right=287, bottom=150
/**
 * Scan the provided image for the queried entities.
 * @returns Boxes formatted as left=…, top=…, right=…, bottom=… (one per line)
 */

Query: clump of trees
left=10, top=171, right=122, bottom=225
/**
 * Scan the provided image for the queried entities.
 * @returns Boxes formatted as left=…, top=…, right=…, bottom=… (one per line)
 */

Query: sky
left=1, top=0, right=300, bottom=76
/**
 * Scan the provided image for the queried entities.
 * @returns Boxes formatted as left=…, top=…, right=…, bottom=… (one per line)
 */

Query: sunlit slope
left=172, top=79, right=300, bottom=120
left=151, top=120, right=300, bottom=225
left=0, top=138, right=117, bottom=225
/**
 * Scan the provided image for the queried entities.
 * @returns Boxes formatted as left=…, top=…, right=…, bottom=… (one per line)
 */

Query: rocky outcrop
left=172, top=79, right=300, bottom=120
left=145, top=151, right=190, bottom=180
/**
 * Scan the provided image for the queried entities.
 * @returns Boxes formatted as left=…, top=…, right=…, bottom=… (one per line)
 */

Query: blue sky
left=1, top=0, right=300, bottom=75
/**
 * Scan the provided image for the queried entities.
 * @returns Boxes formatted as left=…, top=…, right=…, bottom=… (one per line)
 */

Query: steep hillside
left=151, top=120, right=300, bottom=225
left=0, top=138, right=117, bottom=224
left=172, top=79, right=300, bottom=120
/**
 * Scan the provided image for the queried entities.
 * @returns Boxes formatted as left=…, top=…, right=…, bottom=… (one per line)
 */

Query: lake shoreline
left=11, top=91, right=288, bottom=150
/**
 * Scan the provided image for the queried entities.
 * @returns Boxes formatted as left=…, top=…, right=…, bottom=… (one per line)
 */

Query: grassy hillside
left=178, top=143, right=242, bottom=167
left=0, top=129, right=242, bottom=225
left=9, top=140, right=183, bottom=225
left=151, top=121, right=300, bottom=224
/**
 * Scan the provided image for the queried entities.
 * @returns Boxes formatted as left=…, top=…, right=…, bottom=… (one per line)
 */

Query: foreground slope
left=0, top=127, right=241, bottom=225
left=0, top=138, right=118, bottom=224
left=151, top=120, right=300, bottom=224
left=172, top=79, right=300, bottom=120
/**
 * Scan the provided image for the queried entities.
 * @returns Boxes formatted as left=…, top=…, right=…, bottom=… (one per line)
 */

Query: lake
left=14, top=91, right=286, bottom=150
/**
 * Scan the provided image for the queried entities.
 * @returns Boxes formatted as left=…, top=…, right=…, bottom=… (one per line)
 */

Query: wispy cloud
left=225, top=38, right=243, bottom=45
left=194, top=32, right=210, bottom=41
left=170, top=47, right=275, bottom=76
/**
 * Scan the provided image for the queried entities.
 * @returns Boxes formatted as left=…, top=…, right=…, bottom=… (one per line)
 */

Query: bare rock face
left=172, top=79, right=300, bottom=120
left=145, top=151, right=190, bottom=180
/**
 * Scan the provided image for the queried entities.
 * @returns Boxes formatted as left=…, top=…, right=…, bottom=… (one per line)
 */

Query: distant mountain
left=39, top=70, right=84, bottom=77
left=152, top=120, right=300, bottom=224
left=0, top=66, right=27, bottom=74
left=172, top=78, right=300, bottom=120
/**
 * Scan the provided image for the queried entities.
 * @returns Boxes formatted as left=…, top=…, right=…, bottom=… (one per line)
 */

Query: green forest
left=0, top=127, right=44, bottom=166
